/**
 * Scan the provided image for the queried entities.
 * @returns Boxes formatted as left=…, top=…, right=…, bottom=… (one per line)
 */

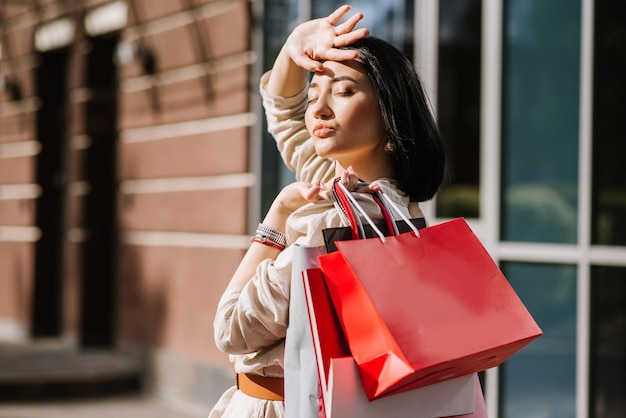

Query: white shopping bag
left=328, top=358, right=479, bottom=418
left=284, top=244, right=326, bottom=418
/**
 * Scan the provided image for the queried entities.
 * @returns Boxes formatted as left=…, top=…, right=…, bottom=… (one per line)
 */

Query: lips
left=313, top=123, right=334, bottom=138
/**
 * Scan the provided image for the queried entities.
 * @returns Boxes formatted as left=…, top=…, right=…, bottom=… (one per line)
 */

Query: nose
left=310, top=95, right=332, bottom=119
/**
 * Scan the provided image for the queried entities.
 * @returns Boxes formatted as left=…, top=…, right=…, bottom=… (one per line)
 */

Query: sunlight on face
left=305, top=60, right=387, bottom=170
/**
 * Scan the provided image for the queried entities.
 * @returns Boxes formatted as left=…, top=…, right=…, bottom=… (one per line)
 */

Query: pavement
left=0, top=340, right=211, bottom=418
left=0, top=395, right=208, bottom=418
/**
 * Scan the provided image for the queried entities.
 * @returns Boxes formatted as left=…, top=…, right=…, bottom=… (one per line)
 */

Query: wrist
left=251, top=223, right=287, bottom=251
left=263, top=199, right=292, bottom=231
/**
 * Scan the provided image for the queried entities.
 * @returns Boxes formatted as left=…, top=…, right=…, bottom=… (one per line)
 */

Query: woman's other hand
left=333, top=165, right=382, bottom=194
left=263, top=167, right=380, bottom=238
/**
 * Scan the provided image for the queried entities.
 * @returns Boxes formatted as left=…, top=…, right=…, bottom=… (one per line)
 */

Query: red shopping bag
left=302, top=267, right=478, bottom=418
left=317, top=182, right=543, bottom=401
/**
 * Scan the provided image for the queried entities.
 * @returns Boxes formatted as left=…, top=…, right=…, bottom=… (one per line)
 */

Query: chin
left=313, top=145, right=334, bottom=160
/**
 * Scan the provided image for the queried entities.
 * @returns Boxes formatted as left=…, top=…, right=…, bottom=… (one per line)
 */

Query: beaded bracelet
left=250, top=237, right=285, bottom=251
left=255, top=223, right=287, bottom=248
left=251, top=223, right=286, bottom=251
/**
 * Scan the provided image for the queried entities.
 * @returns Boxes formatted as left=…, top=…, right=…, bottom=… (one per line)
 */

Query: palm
left=286, top=5, right=369, bottom=72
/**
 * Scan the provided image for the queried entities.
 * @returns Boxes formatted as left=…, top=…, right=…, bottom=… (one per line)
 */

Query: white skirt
left=209, top=386, right=285, bottom=418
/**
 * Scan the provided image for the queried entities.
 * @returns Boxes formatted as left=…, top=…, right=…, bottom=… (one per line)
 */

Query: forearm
left=224, top=198, right=292, bottom=290
left=265, top=44, right=308, bottom=98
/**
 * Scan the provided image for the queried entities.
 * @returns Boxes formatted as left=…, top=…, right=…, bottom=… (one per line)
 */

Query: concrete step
left=0, top=340, right=143, bottom=401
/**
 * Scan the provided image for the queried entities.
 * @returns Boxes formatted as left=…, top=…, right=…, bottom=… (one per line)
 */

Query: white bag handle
left=335, top=181, right=421, bottom=244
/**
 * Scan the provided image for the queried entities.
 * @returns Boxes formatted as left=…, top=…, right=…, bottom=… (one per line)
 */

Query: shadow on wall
left=116, top=244, right=232, bottom=412
left=117, top=244, right=167, bottom=349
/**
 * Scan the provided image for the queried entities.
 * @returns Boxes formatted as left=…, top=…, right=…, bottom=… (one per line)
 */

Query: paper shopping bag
left=317, top=217, right=543, bottom=401
left=284, top=244, right=326, bottom=418
left=302, top=267, right=479, bottom=418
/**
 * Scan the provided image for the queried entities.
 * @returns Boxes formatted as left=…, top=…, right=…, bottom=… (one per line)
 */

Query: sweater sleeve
left=259, top=71, right=336, bottom=184
left=213, top=246, right=294, bottom=355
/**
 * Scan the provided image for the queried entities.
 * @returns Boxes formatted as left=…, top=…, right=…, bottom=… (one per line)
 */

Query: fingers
left=288, top=6, right=368, bottom=72
left=334, top=12, right=364, bottom=35
left=340, top=167, right=382, bottom=195
left=302, top=180, right=334, bottom=202
left=327, top=5, right=352, bottom=26
left=292, top=53, right=324, bottom=72
left=334, top=27, right=370, bottom=47
left=340, top=166, right=359, bottom=191
left=356, top=181, right=381, bottom=194
left=302, top=181, right=322, bottom=201
left=331, top=9, right=369, bottom=49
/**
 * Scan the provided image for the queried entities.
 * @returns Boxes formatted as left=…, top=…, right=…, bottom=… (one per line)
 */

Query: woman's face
left=305, top=59, right=387, bottom=168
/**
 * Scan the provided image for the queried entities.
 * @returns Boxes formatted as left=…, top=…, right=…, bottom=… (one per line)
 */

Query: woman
left=210, top=6, right=445, bottom=418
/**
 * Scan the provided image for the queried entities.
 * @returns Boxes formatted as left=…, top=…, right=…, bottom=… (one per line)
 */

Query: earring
left=384, top=140, right=396, bottom=153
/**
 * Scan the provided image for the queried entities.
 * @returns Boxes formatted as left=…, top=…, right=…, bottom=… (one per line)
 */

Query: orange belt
left=236, top=373, right=284, bottom=401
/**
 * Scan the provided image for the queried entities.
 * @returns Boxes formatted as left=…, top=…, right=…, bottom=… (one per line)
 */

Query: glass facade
left=500, top=262, right=577, bottom=418
left=436, top=0, right=482, bottom=219
left=591, top=2, right=626, bottom=246
left=590, top=266, right=626, bottom=417
left=501, top=0, right=581, bottom=243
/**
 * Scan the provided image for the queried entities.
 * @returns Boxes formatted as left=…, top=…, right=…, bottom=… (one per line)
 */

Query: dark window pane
left=591, top=2, right=626, bottom=246
left=261, top=0, right=298, bottom=215
left=501, top=1, right=580, bottom=243
left=590, top=266, right=626, bottom=418
left=499, top=262, right=577, bottom=418
left=436, top=0, right=482, bottom=219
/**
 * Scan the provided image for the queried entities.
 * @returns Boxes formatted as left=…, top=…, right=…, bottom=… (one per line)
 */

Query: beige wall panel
left=0, top=242, right=34, bottom=326
left=200, top=86, right=248, bottom=119
left=158, top=79, right=210, bottom=124
left=10, top=25, right=35, bottom=58
left=119, top=128, right=247, bottom=179
left=118, top=68, right=249, bottom=130
left=154, top=67, right=250, bottom=124
left=148, top=27, right=197, bottom=72
left=116, top=245, right=245, bottom=360
left=38, top=0, right=56, bottom=8
left=68, top=50, right=86, bottom=91
left=119, top=188, right=248, bottom=234
left=87, top=0, right=115, bottom=8
left=5, top=4, right=31, bottom=18
left=0, top=115, right=35, bottom=143
left=63, top=242, right=82, bottom=338
left=118, top=61, right=145, bottom=80
left=118, top=89, right=158, bottom=130
left=204, top=66, right=249, bottom=111
left=66, top=195, right=84, bottom=229
left=0, top=157, right=34, bottom=184
left=202, top=2, right=249, bottom=57
left=67, top=148, right=85, bottom=182
left=0, top=199, right=35, bottom=226
left=17, top=73, right=36, bottom=99
left=134, top=0, right=184, bottom=22
left=69, top=101, right=86, bottom=135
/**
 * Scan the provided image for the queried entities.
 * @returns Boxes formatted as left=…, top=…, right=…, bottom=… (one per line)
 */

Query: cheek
left=348, top=103, right=384, bottom=133
left=304, top=108, right=315, bottom=132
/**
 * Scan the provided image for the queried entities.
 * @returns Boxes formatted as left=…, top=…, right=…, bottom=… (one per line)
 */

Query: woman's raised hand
left=285, top=5, right=369, bottom=72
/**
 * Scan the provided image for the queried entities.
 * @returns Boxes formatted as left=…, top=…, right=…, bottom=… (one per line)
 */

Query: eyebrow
left=309, top=75, right=359, bottom=89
